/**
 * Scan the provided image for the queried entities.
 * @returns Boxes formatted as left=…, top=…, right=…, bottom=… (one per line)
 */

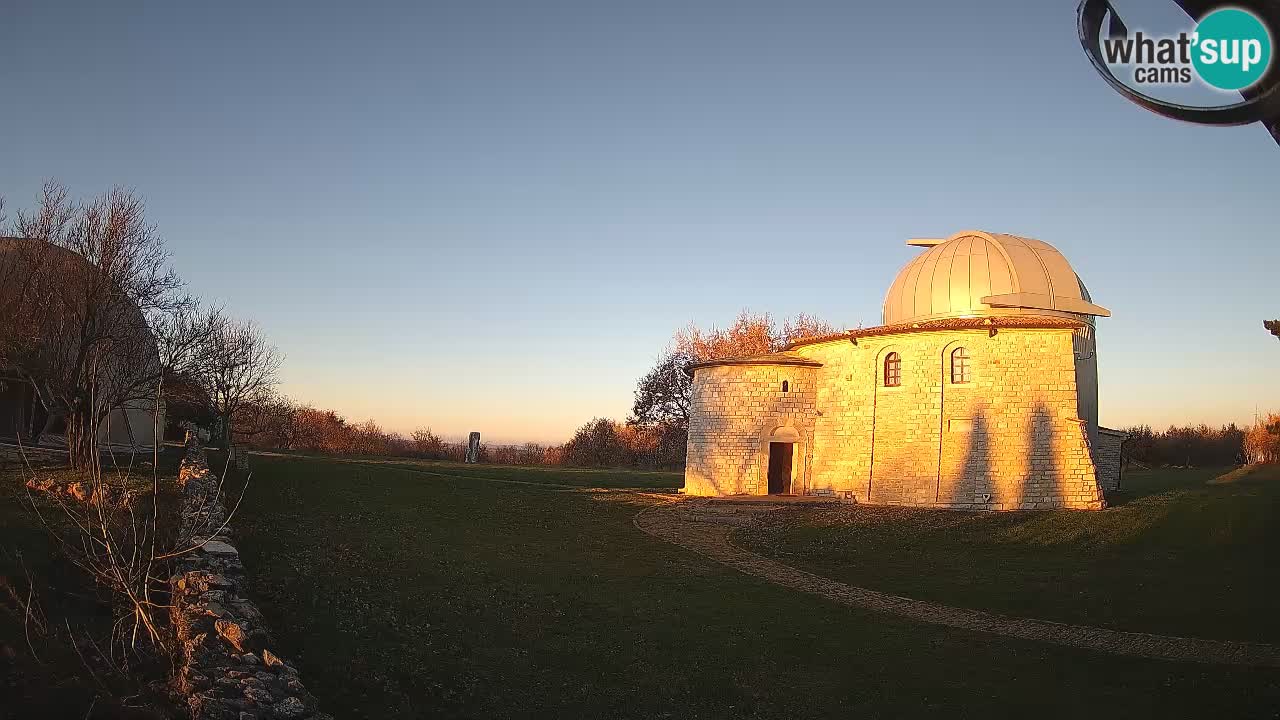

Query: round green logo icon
left=1192, top=8, right=1273, bottom=91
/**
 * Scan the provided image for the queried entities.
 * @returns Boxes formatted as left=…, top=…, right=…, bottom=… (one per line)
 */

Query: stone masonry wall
left=1094, top=427, right=1127, bottom=491
left=684, top=327, right=1107, bottom=510
left=795, top=327, right=1104, bottom=510
left=170, top=436, right=331, bottom=720
left=684, top=364, right=818, bottom=495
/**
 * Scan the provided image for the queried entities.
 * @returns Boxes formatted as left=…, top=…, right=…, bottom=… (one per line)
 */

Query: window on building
left=951, top=347, right=971, bottom=384
left=781, top=380, right=789, bottom=393
left=884, top=352, right=901, bottom=387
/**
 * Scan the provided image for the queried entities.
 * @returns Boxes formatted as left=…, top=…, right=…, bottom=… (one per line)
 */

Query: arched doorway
left=765, top=426, right=800, bottom=495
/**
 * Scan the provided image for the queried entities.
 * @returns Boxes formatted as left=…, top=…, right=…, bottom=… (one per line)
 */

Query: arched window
left=883, top=352, right=901, bottom=387
left=781, top=380, right=789, bottom=393
left=951, top=347, right=971, bottom=384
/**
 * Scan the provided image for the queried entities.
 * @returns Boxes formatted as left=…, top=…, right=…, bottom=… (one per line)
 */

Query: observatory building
left=682, top=230, right=1125, bottom=510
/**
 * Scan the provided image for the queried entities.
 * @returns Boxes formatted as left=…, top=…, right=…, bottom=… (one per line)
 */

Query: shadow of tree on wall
left=1026, top=403, right=1063, bottom=510
left=940, top=411, right=991, bottom=507
left=942, top=405, right=1066, bottom=510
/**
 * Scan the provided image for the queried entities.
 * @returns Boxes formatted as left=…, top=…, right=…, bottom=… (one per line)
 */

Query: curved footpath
left=634, top=498, right=1280, bottom=668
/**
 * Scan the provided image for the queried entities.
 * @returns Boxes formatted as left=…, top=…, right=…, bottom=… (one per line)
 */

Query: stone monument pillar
left=465, top=432, right=481, bottom=463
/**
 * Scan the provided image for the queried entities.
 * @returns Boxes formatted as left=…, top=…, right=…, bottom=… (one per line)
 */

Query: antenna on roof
left=906, top=237, right=946, bottom=247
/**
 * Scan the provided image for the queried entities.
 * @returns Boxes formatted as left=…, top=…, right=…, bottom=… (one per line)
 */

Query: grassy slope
left=233, top=455, right=1280, bottom=719
left=737, top=465, right=1280, bottom=643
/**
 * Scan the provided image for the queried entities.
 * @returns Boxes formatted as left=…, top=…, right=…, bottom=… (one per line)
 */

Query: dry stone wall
left=1094, top=427, right=1127, bottom=491
left=170, top=436, right=331, bottom=720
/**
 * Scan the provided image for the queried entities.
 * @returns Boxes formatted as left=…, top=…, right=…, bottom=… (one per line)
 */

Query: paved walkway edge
left=634, top=500, right=1280, bottom=668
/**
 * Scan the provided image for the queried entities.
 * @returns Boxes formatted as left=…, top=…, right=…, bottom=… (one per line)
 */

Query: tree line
left=217, top=310, right=837, bottom=470
left=1117, top=418, right=1280, bottom=467
left=223, top=400, right=684, bottom=470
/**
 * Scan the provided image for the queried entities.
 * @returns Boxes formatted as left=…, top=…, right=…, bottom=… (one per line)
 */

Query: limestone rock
left=202, top=540, right=240, bottom=555
left=270, top=697, right=308, bottom=719
left=215, top=619, right=263, bottom=653
left=243, top=685, right=275, bottom=704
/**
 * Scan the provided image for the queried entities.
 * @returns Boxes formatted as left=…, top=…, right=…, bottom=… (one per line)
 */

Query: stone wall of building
left=796, top=327, right=1104, bottom=510
left=684, top=327, right=1107, bottom=510
left=1094, top=427, right=1127, bottom=491
left=170, top=436, right=330, bottom=720
left=684, top=364, right=818, bottom=495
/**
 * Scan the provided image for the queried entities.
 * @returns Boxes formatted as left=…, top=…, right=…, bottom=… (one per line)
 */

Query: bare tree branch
left=3, top=182, right=181, bottom=469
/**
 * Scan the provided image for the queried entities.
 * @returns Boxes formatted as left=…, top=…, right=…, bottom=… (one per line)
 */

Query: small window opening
left=951, top=347, right=971, bottom=384
left=884, top=352, right=901, bottom=387
left=781, top=380, right=789, bottom=393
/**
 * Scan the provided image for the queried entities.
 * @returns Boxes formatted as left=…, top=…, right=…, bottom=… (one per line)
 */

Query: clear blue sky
left=3, top=0, right=1276, bottom=443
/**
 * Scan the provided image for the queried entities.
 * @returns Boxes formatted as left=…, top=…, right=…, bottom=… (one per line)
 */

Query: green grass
left=737, top=465, right=1280, bottom=643
left=249, top=451, right=684, bottom=489
left=232, top=455, right=1280, bottom=719
left=347, top=456, right=683, bottom=489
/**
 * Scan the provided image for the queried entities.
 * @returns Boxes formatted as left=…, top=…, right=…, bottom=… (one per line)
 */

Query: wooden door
left=767, top=442, right=793, bottom=494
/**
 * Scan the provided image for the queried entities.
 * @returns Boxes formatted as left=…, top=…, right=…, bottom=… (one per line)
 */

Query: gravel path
left=634, top=498, right=1280, bottom=667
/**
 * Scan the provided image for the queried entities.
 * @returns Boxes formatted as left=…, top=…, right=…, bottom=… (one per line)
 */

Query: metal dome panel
left=881, top=231, right=1110, bottom=325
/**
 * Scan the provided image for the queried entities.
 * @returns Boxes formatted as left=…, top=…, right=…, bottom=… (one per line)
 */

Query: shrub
left=1244, top=414, right=1280, bottom=464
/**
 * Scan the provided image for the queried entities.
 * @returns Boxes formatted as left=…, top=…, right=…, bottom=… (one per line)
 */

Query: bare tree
left=154, top=300, right=224, bottom=377
left=2, top=182, right=182, bottom=469
left=0, top=188, right=65, bottom=371
left=672, top=309, right=840, bottom=362
left=227, top=390, right=298, bottom=449
left=412, top=427, right=444, bottom=457
left=194, top=316, right=282, bottom=448
left=674, top=310, right=777, bottom=361
left=781, top=312, right=840, bottom=346
left=13, top=304, right=230, bottom=663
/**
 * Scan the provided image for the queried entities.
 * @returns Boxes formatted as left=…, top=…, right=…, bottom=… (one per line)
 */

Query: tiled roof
left=686, top=351, right=824, bottom=375
left=783, top=315, right=1086, bottom=350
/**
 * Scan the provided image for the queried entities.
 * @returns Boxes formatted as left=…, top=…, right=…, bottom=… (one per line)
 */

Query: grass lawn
left=737, top=465, right=1280, bottom=643
left=232, top=455, right=1280, bottom=719
left=342, top=456, right=682, bottom=489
